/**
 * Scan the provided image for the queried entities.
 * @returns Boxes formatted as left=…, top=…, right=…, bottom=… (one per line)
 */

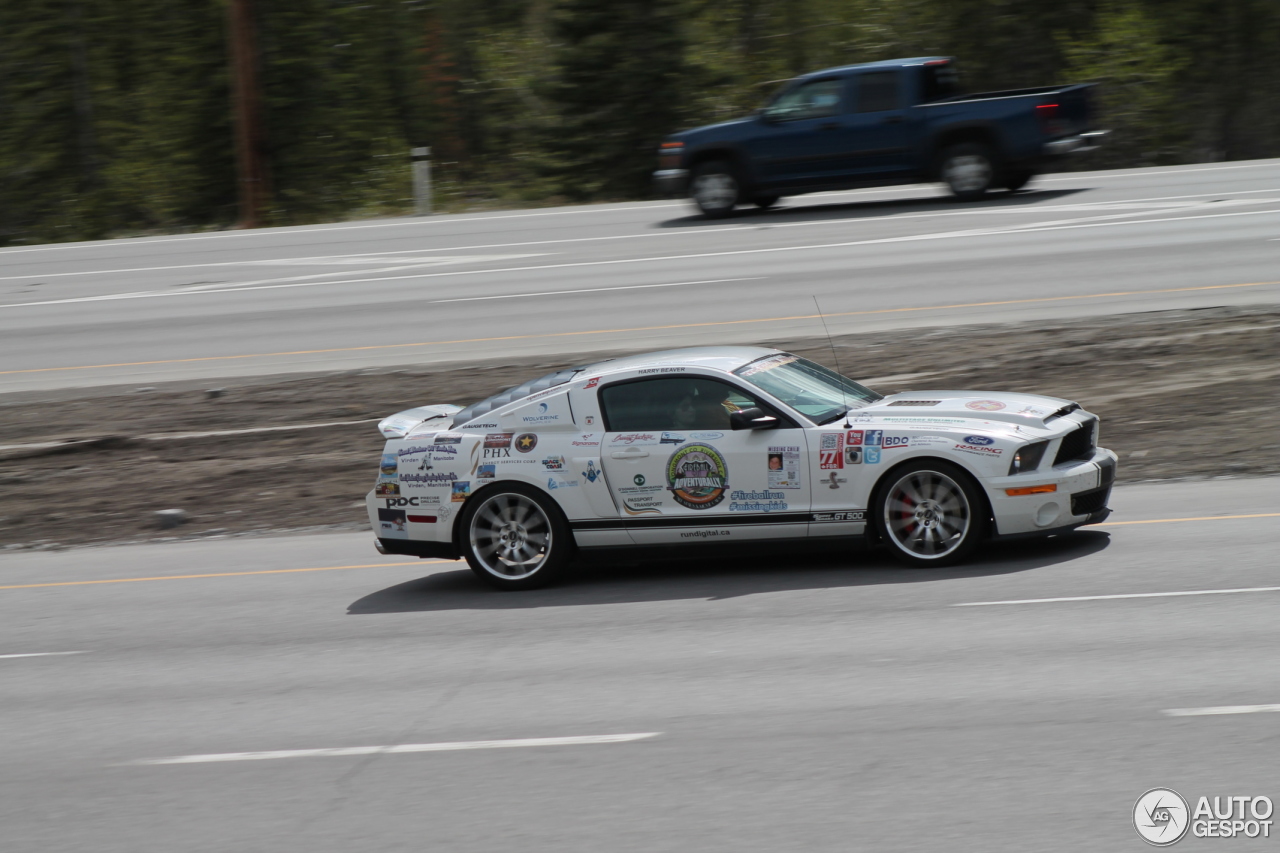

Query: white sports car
left=368, top=347, right=1117, bottom=589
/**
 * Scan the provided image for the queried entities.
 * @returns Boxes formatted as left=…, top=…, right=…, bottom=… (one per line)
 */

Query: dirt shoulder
left=2, top=305, right=1276, bottom=550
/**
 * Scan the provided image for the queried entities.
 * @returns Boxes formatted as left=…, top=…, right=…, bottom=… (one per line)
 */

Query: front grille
left=1071, top=486, right=1110, bottom=516
left=1053, top=419, right=1097, bottom=466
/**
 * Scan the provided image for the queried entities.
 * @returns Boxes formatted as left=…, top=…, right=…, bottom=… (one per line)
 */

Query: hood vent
left=888, top=400, right=941, bottom=407
left=1045, top=403, right=1081, bottom=422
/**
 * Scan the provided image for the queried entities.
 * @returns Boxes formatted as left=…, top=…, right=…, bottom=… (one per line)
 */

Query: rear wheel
left=940, top=142, right=997, bottom=201
left=874, top=460, right=988, bottom=567
left=691, top=160, right=741, bottom=218
left=461, top=484, right=572, bottom=590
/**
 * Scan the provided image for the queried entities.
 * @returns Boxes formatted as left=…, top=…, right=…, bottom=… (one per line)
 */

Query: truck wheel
left=691, top=160, right=741, bottom=218
left=1004, top=169, right=1034, bottom=192
left=753, top=195, right=780, bottom=209
left=461, top=483, right=572, bottom=590
left=941, top=143, right=997, bottom=201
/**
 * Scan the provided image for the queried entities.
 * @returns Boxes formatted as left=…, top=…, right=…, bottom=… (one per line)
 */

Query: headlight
left=1008, top=440, right=1049, bottom=475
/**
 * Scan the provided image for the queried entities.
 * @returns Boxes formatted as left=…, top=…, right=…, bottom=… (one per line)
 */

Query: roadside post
left=412, top=147, right=432, bottom=216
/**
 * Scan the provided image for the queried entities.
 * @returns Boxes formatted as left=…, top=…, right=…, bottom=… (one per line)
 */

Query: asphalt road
left=2, top=476, right=1278, bottom=852
left=2, top=159, right=1280, bottom=394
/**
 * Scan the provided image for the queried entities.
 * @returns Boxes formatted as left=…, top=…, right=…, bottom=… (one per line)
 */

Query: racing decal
left=581, top=461, right=602, bottom=484
left=571, top=434, right=601, bottom=447
left=451, top=481, right=471, bottom=502
left=514, top=433, right=538, bottom=453
left=520, top=401, right=563, bottom=425
left=666, top=444, right=728, bottom=510
left=477, top=464, right=496, bottom=480
left=728, top=489, right=788, bottom=513
left=547, top=475, right=580, bottom=490
left=845, top=446, right=863, bottom=465
left=910, top=436, right=951, bottom=447
left=609, top=432, right=658, bottom=446
left=379, top=453, right=399, bottom=475
left=585, top=415, right=596, bottom=425
left=767, top=446, right=802, bottom=489
left=737, top=354, right=798, bottom=377
left=584, top=377, right=601, bottom=389
left=963, top=435, right=995, bottom=446
left=879, top=417, right=967, bottom=424
left=375, top=482, right=401, bottom=497
left=864, top=447, right=881, bottom=464
left=865, top=430, right=883, bottom=447
left=811, top=511, right=866, bottom=523
left=623, top=499, right=662, bottom=515
left=953, top=443, right=1004, bottom=456
left=882, top=435, right=910, bottom=449
left=619, top=472, right=664, bottom=499
left=690, top=432, right=724, bottom=440
left=819, top=433, right=844, bottom=469
left=436, top=505, right=453, bottom=520
left=965, top=400, right=1006, bottom=412
left=846, top=430, right=864, bottom=446
left=385, top=496, right=436, bottom=508
left=821, top=471, right=847, bottom=489
left=401, top=471, right=458, bottom=488
left=377, top=508, right=408, bottom=538
left=638, top=367, right=686, bottom=374
left=661, top=432, right=686, bottom=445
left=542, top=455, right=566, bottom=470
left=433, top=433, right=463, bottom=444
left=484, top=433, right=513, bottom=448
left=432, top=445, right=461, bottom=460
left=397, top=445, right=434, bottom=459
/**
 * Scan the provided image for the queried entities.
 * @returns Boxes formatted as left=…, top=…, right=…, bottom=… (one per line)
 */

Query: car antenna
left=812, top=296, right=852, bottom=429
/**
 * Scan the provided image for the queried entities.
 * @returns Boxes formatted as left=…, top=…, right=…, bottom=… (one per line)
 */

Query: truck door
left=748, top=77, right=858, bottom=187
left=842, top=70, right=913, bottom=177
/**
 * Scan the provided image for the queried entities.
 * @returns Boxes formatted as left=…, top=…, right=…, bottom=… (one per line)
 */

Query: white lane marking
left=956, top=586, right=1280, bottom=607
left=431, top=277, right=763, bottom=303
left=134, top=732, right=661, bottom=765
left=6, top=188, right=1278, bottom=283
left=8, top=203, right=1276, bottom=310
left=0, top=651, right=87, bottom=659
left=1163, top=705, right=1280, bottom=717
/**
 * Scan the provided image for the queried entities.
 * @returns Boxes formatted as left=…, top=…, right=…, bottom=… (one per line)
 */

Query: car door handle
left=610, top=448, right=650, bottom=459
left=881, top=115, right=904, bottom=124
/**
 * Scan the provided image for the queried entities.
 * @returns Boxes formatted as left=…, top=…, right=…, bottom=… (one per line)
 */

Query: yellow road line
left=1092, top=512, right=1280, bottom=527
left=4, top=279, right=1278, bottom=376
left=0, top=560, right=441, bottom=591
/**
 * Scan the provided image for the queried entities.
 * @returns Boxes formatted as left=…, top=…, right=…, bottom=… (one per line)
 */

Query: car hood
left=856, top=390, right=1080, bottom=429
left=377, top=403, right=463, bottom=438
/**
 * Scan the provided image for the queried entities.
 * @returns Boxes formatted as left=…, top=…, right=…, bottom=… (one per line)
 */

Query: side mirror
left=730, top=407, right=779, bottom=430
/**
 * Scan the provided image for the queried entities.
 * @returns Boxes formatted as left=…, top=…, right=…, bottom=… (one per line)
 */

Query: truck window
left=920, top=62, right=962, bottom=103
left=856, top=72, right=900, bottom=112
left=762, top=78, right=844, bottom=122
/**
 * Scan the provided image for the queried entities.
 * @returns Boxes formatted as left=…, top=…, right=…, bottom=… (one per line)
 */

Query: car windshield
left=734, top=354, right=881, bottom=423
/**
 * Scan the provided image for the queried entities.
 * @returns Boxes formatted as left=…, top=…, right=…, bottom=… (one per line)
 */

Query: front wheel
left=940, top=142, right=997, bottom=201
left=691, top=160, right=741, bottom=218
left=461, top=484, right=572, bottom=590
left=753, top=195, right=780, bottom=209
left=874, top=460, right=988, bottom=567
left=1004, top=169, right=1034, bottom=192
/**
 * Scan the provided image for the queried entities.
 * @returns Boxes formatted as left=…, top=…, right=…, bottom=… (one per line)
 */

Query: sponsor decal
left=406, top=514, right=437, bottom=524
left=811, top=511, right=866, bottom=523
left=380, top=453, right=399, bottom=475
left=879, top=416, right=967, bottom=424
left=581, top=460, right=602, bottom=484
left=526, top=387, right=563, bottom=402
left=585, top=415, right=596, bottom=425
left=963, top=435, right=995, bottom=446
left=680, top=529, right=730, bottom=538
left=737, top=354, right=797, bottom=377
left=401, top=472, right=458, bottom=487
left=819, top=432, right=844, bottom=469
left=484, top=433, right=513, bottom=449
left=571, top=434, right=600, bottom=447
left=728, top=489, right=788, bottom=513
left=822, top=471, right=847, bottom=489
left=910, top=436, right=952, bottom=447
left=546, top=476, right=580, bottom=490
left=377, top=508, right=408, bottom=538
left=465, top=422, right=499, bottom=429
left=482, top=446, right=510, bottom=459
left=882, top=435, right=910, bottom=449
left=638, top=367, right=686, bottom=374
left=375, top=482, right=401, bottom=497
left=849, top=412, right=874, bottom=423
left=767, top=445, right=802, bottom=489
left=690, top=432, right=724, bottom=440
left=610, top=432, right=658, bottom=446
left=966, top=400, right=1006, bottom=412
left=1017, top=406, right=1049, bottom=416
left=514, top=433, right=538, bottom=453
left=433, top=433, right=463, bottom=444
left=845, top=446, right=863, bottom=465
left=542, top=456, right=566, bottom=470
left=451, top=481, right=471, bottom=502
left=846, top=430, right=864, bottom=446
left=954, top=443, right=1004, bottom=456
left=865, top=447, right=881, bottom=464
left=584, top=376, right=601, bottom=389
left=865, top=430, right=883, bottom=446
left=520, top=401, right=565, bottom=424
left=436, top=504, right=453, bottom=520
left=397, top=445, right=434, bottom=459
left=385, top=496, right=435, bottom=508
left=661, top=432, right=686, bottom=445
left=477, top=464, right=496, bottom=480
left=623, top=496, right=663, bottom=514
left=432, top=445, right=460, bottom=458
left=666, top=444, right=729, bottom=510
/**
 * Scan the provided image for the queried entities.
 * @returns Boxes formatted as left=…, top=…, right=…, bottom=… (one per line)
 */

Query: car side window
left=600, top=377, right=759, bottom=431
left=763, top=78, right=844, bottom=122
left=856, top=71, right=900, bottom=113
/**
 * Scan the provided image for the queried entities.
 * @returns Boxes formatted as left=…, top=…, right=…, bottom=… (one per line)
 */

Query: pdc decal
left=666, top=443, right=728, bottom=510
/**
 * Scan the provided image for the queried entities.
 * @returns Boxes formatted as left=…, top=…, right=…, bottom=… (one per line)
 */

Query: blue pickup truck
left=654, top=57, right=1106, bottom=217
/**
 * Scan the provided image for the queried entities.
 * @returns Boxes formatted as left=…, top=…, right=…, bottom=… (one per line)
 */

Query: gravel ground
left=1, top=305, right=1276, bottom=550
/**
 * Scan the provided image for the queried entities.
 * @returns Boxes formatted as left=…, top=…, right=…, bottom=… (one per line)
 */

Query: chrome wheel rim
left=469, top=493, right=552, bottom=579
left=883, top=470, right=971, bottom=559
left=944, top=154, right=991, bottom=194
left=693, top=172, right=737, bottom=210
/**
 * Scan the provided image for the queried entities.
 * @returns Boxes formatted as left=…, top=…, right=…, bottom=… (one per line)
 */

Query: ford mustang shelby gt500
left=368, top=347, right=1117, bottom=589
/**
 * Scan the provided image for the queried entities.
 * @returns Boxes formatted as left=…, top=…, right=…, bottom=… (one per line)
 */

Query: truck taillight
left=1036, top=103, right=1066, bottom=137
left=659, top=141, right=684, bottom=169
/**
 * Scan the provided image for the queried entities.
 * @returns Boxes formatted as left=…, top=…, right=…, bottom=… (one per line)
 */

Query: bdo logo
left=1134, top=788, right=1190, bottom=846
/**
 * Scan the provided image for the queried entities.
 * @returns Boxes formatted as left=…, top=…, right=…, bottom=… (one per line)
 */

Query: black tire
left=753, top=195, right=780, bottom=209
left=690, top=160, right=741, bottom=218
left=1004, top=169, right=1034, bottom=193
left=940, top=142, right=998, bottom=201
left=460, top=483, right=573, bottom=590
left=873, top=460, right=989, bottom=568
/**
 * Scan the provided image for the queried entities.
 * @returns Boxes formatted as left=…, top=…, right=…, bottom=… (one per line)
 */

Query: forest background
left=1, top=0, right=1277, bottom=246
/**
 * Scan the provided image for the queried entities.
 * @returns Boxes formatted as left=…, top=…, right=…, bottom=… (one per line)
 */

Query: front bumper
left=1043, top=130, right=1110, bottom=156
left=988, top=447, right=1118, bottom=538
left=653, top=169, right=690, bottom=197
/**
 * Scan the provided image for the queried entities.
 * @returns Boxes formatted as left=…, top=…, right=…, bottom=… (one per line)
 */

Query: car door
left=747, top=77, right=857, bottom=187
left=842, top=70, right=913, bottom=177
left=596, top=374, right=811, bottom=545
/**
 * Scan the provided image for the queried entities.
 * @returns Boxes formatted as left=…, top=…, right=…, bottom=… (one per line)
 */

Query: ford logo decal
left=964, top=435, right=995, bottom=446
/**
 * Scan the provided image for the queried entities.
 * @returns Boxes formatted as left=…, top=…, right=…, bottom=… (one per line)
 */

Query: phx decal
left=666, top=444, right=728, bottom=510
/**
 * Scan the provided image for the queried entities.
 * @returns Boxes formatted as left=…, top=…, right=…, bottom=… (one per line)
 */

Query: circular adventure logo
left=665, top=444, right=728, bottom=510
